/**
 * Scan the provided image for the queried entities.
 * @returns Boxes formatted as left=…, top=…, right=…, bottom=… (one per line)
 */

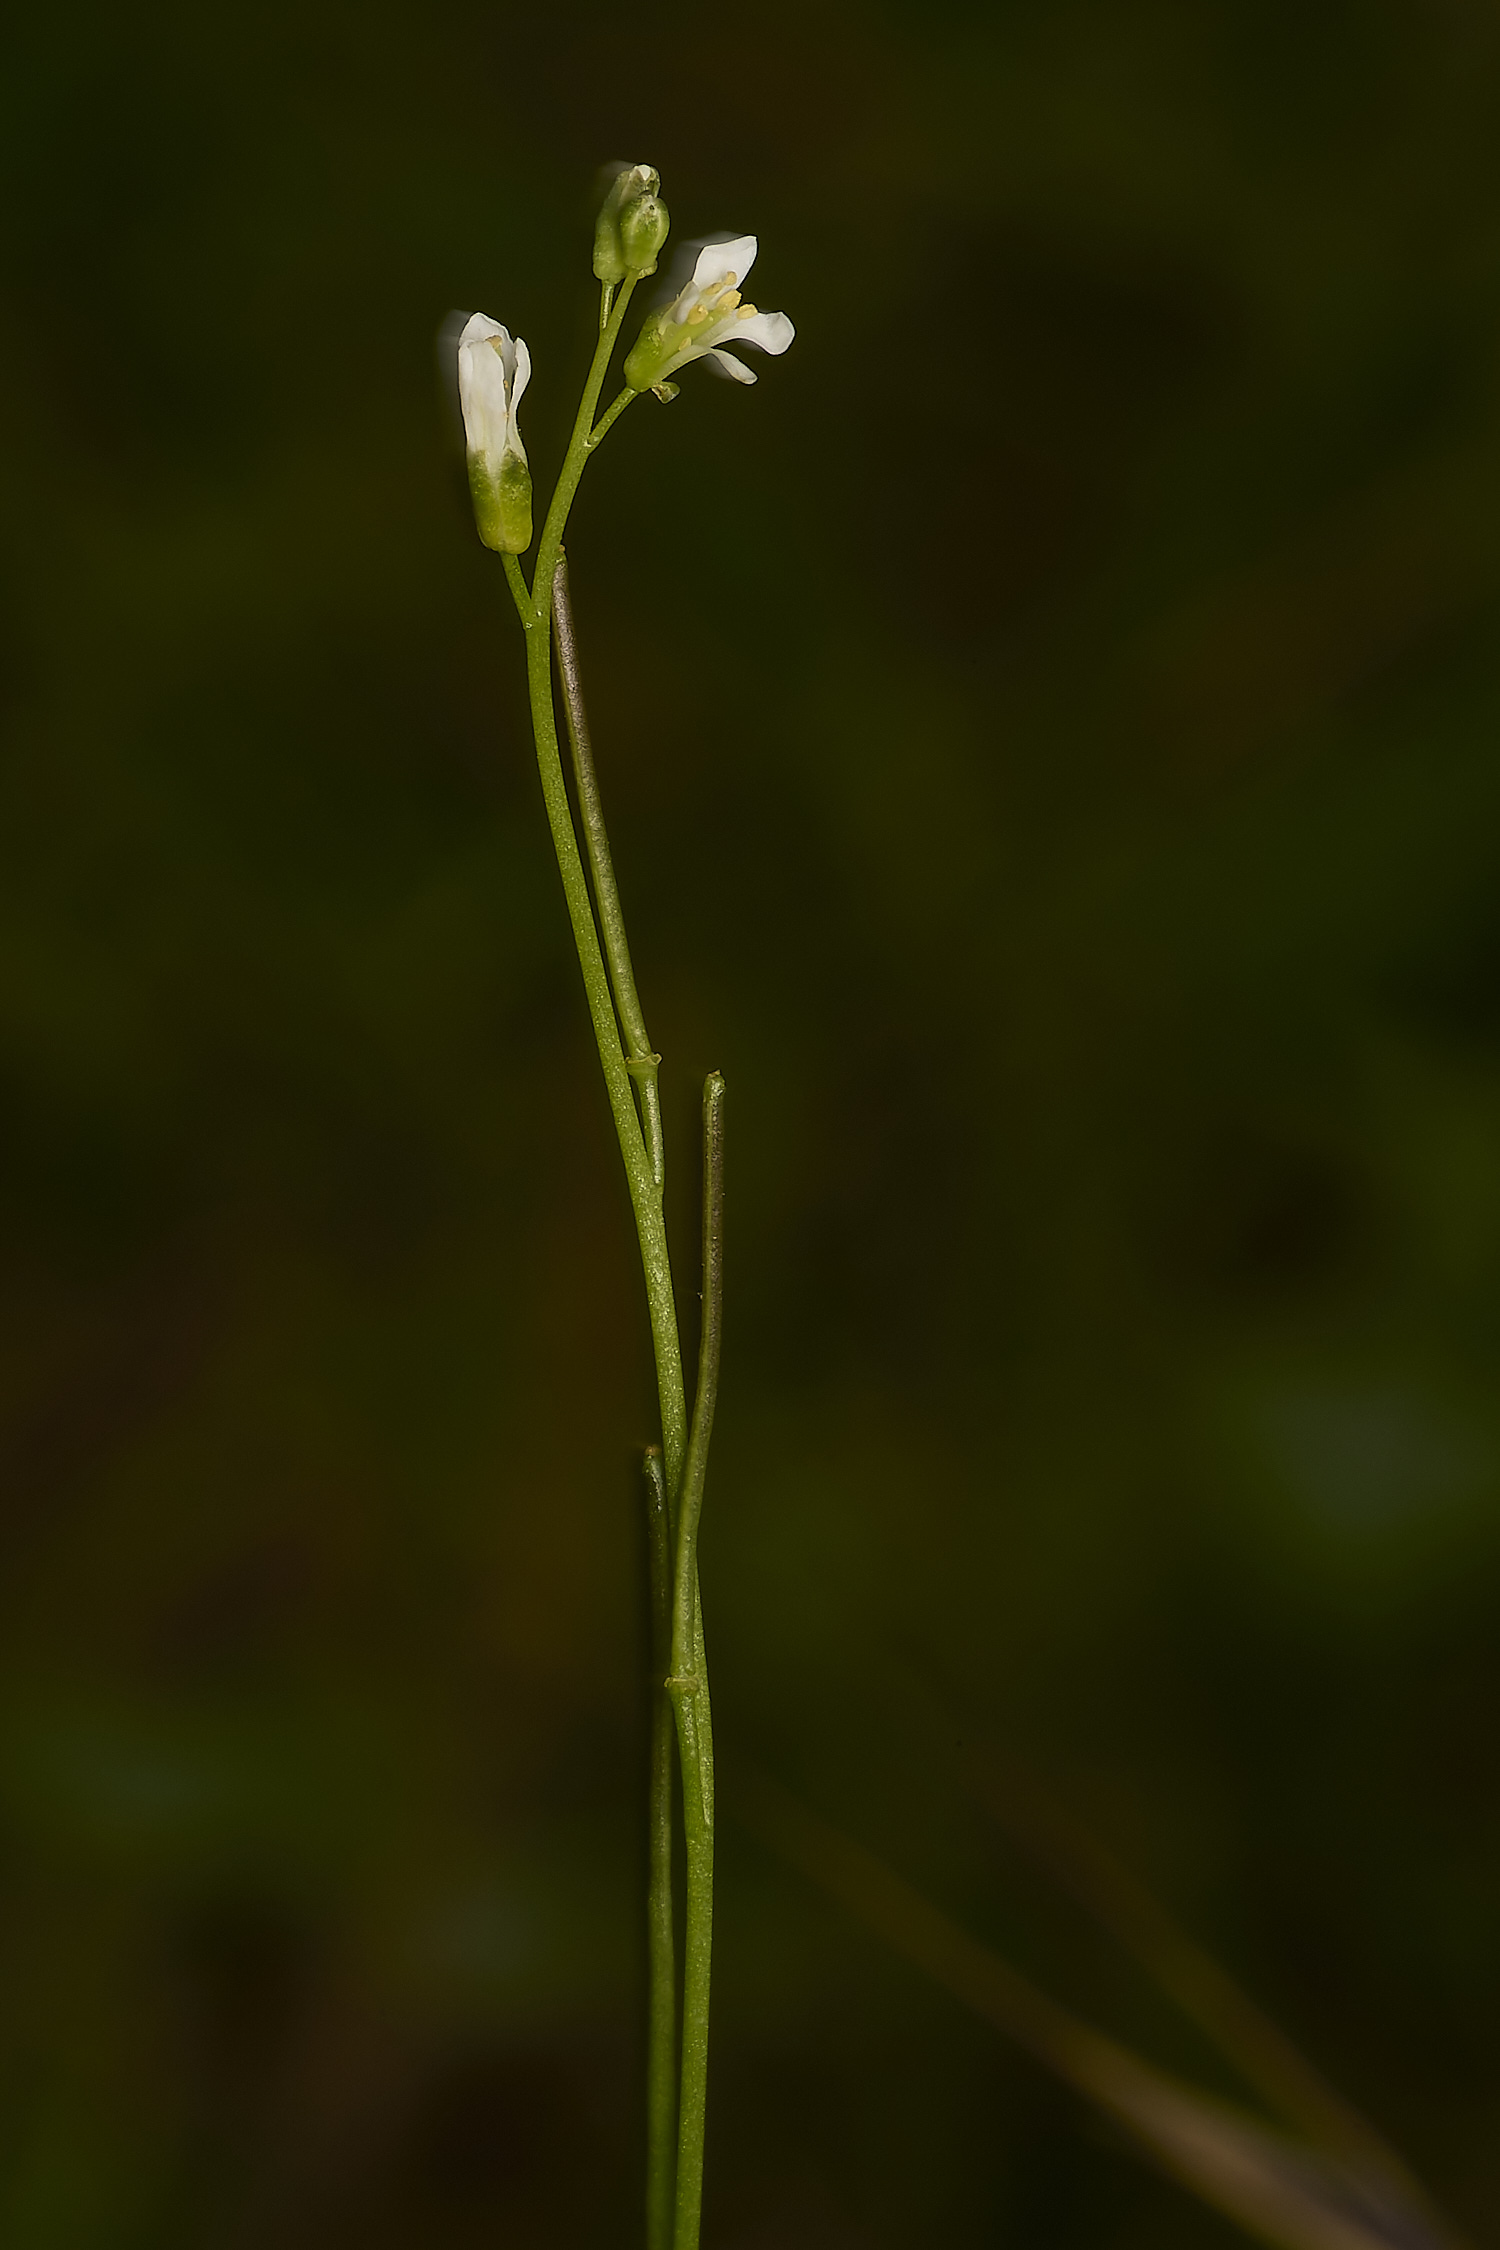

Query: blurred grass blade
left=736, top=1776, right=1458, bottom=2250
left=956, top=1741, right=1413, bottom=2183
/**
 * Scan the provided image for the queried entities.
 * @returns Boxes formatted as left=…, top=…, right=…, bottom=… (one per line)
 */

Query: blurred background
left=3, top=0, right=1500, bottom=2242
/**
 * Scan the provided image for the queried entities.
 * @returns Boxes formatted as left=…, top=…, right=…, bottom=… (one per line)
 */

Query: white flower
left=457, top=313, right=533, bottom=553
left=624, top=236, right=794, bottom=394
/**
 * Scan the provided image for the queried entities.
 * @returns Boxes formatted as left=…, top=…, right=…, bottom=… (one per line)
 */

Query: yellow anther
left=687, top=304, right=709, bottom=324
left=717, top=288, right=742, bottom=311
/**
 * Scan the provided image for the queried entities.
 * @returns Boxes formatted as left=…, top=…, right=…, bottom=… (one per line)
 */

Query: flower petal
left=692, top=234, right=758, bottom=291
left=504, top=337, right=531, bottom=466
left=457, top=316, right=517, bottom=461
left=458, top=311, right=508, bottom=349
left=703, top=346, right=759, bottom=385
left=510, top=336, right=532, bottom=414
left=729, top=308, right=794, bottom=357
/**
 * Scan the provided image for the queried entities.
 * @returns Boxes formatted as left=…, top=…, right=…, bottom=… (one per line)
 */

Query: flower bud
left=619, top=191, right=670, bottom=277
left=457, top=314, right=533, bottom=554
left=593, top=162, right=661, bottom=284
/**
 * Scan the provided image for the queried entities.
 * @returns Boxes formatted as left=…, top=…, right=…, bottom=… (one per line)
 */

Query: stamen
left=737, top=302, right=757, bottom=319
left=687, top=304, right=709, bottom=324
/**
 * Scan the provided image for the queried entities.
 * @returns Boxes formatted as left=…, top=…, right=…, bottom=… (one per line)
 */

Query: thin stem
left=516, top=614, right=688, bottom=1491
left=643, top=1446, right=678, bottom=2250
left=507, top=271, right=688, bottom=1495
left=587, top=384, right=638, bottom=451
left=669, top=1610, right=715, bottom=2250
left=532, top=278, right=637, bottom=638
left=670, top=1074, right=725, bottom=1687
left=667, top=1073, right=726, bottom=2250
left=502, top=549, right=537, bottom=624
left=553, top=552, right=664, bottom=1190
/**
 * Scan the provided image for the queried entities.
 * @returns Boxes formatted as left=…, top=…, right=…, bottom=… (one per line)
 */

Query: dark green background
left=3, top=0, right=1499, bottom=2241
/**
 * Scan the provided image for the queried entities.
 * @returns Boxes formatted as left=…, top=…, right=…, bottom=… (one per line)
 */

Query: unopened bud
left=593, top=162, right=662, bottom=284
left=456, top=314, right=533, bottom=554
left=619, top=191, right=670, bottom=277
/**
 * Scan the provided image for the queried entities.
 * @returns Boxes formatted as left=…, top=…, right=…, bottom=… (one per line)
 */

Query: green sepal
left=593, top=207, right=628, bottom=286
left=624, top=311, right=674, bottom=393
left=469, top=449, right=533, bottom=555
left=620, top=192, right=670, bottom=277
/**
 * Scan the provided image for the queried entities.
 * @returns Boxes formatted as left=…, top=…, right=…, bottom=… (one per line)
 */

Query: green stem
left=587, top=384, right=638, bottom=450
left=669, top=1622, right=715, bottom=2250
left=502, top=550, right=537, bottom=626
left=552, top=552, right=664, bottom=1190
left=502, top=276, right=687, bottom=1499
left=667, top=1073, right=725, bottom=2250
left=532, top=280, right=638, bottom=639
left=643, top=1447, right=678, bottom=2250
left=670, top=1076, right=725, bottom=1687
left=515, top=609, right=687, bottom=1488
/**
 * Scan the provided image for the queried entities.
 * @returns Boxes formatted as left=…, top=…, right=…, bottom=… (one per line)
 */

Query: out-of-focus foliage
left=2, top=0, right=1500, bottom=2242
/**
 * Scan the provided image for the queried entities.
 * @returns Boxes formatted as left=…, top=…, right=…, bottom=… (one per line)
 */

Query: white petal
left=457, top=317, right=516, bottom=461
left=730, top=308, right=794, bottom=357
left=692, top=233, right=758, bottom=291
left=504, top=335, right=530, bottom=466
left=704, top=347, right=758, bottom=385
left=459, top=311, right=507, bottom=349
left=510, top=336, right=532, bottom=413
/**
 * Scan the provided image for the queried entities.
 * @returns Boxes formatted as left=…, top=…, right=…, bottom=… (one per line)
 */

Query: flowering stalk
left=454, top=164, right=793, bottom=2250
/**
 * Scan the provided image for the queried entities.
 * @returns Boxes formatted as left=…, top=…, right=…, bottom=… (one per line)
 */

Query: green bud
left=593, top=162, right=660, bottom=284
left=619, top=191, right=670, bottom=277
left=593, top=212, right=628, bottom=286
